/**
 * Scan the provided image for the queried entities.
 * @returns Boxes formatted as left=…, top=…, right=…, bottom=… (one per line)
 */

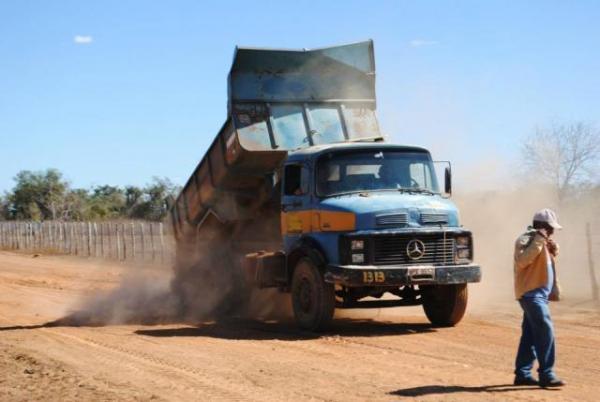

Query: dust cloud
left=51, top=268, right=179, bottom=326
left=52, top=253, right=244, bottom=327
left=455, top=181, right=600, bottom=313
left=52, top=224, right=291, bottom=327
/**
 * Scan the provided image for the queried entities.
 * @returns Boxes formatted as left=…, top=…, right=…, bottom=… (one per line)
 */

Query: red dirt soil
left=0, top=250, right=598, bottom=401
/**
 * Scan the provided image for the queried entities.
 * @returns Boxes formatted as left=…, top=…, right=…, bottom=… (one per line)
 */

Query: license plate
left=407, top=266, right=435, bottom=280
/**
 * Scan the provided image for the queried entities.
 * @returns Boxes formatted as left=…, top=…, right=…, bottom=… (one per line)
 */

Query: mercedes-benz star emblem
left=406, top=239, right=426, bottom=260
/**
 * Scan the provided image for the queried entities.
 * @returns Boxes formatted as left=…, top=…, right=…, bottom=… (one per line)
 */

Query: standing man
left=513, top=208, right=565, bottom=388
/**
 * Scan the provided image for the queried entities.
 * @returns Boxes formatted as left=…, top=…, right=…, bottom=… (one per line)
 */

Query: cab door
left=281, top=163, right=311, bottom=238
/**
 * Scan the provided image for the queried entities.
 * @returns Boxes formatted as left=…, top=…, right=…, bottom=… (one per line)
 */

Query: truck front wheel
left=421, top=284, right=468, bottom=327
left=291, top=257, right=335, bottom=331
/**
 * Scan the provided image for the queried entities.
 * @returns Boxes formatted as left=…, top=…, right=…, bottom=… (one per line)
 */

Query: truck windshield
left=317, top=150, right=439, bottom=197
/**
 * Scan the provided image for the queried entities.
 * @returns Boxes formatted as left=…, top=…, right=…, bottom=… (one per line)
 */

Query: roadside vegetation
left=0, top=169, right=179, bottom=222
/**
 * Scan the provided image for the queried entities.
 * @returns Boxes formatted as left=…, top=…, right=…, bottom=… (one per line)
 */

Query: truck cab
left=279, top=143, right=480, bottom=329
left=170, top=40, right=481, bottom=330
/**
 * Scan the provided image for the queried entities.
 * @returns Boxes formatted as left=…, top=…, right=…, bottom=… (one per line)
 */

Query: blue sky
left=1, top=1, right=599, bottom=192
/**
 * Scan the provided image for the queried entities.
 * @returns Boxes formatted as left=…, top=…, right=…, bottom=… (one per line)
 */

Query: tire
left=422, top=284, right=468, bottom=327
left=291, top=257, right=335, bottom=331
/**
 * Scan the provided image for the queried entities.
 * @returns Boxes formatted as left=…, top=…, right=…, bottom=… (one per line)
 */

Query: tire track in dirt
left=39, top=327, right=318, bottom=401
left=40, top=328, right=252, bottom=401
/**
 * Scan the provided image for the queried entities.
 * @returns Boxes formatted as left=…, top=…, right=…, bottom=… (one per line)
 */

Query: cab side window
left=284, top=165, right=303, bottom=196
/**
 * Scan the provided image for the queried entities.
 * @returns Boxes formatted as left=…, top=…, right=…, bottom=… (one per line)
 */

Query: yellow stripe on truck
left=281, top=210, right=356, bottom=234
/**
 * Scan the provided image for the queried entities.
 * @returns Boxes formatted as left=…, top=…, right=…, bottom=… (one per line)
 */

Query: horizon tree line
left=0, top=169, right=180, bottom=222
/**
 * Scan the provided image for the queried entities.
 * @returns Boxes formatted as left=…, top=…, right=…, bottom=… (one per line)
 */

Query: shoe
left=514, top=376, right=539, bottom=386
left=539, top=378, right=565, bottom=388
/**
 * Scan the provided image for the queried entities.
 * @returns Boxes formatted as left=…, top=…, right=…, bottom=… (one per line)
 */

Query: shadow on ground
left=389, top=384, right=554, bottom=397
left=0, top=317, right=435, bottom=340
left=133, top=317, right=435, bottom=341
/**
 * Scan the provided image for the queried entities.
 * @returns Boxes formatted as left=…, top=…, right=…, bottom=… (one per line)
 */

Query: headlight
left=456, top=236, right=470, bottom=246
left=351, top=253, right=365, bottom=264
left=457, top=248, right=471, bottom=259
left=455, top=235, right=472, bottom=261
left=351, top=240, right=364, bottom=250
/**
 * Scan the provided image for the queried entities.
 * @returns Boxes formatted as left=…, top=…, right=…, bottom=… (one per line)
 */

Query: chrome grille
left=421, top=213, right=448, bottom=225
left=373, top=235, right=455, bottom=266
left=376, top=213, right=408, bottom=226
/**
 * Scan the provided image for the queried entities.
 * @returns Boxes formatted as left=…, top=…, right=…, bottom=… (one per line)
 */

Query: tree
left=124, top=185, right=144, bottom=216
left=0, top=195, right=8, bottom=220
left=62, top=189, right=91, bottom=221
left=521, top=122, right=600, bottom=201
left=7, top=169, right=69, bottom=220
left=88, top=185, right=126, bottom=219
left=2, top=169, right=179, bottom=221
left=128, top=178, right=179, bottom=221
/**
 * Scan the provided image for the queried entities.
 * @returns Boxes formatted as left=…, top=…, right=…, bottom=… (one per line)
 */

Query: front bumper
left=324, top=263, right=481, bottom=287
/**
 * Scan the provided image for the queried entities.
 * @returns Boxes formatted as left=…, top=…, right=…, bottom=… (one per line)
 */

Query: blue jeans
left=515, top=297, right=557, bottom=380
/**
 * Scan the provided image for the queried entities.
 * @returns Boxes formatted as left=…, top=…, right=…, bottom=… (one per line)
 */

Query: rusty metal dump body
left=171, top=41, right=382, bottom=242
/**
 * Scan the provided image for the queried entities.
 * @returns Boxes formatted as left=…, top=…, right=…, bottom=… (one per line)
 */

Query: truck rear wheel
left=291, top=257, right=335, bottom=331
left=421, top=284, right=468, bottom=327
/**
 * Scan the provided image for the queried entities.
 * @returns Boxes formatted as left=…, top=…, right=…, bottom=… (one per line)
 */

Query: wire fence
left=0, top=221, right=174, bottom=264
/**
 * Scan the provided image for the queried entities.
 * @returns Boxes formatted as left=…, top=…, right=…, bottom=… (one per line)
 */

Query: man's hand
left=547, top=238, right=559, bottom=257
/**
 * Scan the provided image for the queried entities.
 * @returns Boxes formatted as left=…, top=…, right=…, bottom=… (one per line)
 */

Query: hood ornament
left=406, top=239, right=426, bottom=260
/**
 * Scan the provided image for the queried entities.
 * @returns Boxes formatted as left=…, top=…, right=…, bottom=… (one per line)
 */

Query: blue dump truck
left=170, top=40, right=481, bottom=330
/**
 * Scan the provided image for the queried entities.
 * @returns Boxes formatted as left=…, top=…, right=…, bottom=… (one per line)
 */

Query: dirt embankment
left=0, top=251, right=599, bottom=401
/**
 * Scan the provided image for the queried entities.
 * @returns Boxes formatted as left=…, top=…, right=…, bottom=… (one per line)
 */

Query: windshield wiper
left=398, top=187, right=436, bottom=195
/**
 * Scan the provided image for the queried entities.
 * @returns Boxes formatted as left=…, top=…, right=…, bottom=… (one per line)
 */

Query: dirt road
left=0, top=251, right=598, bottom=401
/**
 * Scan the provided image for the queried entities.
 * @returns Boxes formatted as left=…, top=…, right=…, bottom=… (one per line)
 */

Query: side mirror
left=444, top=166, right=452, bottom=196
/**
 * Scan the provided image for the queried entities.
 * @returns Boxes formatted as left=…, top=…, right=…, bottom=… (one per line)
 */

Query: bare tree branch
left=521, top=122, right=600, bottom=201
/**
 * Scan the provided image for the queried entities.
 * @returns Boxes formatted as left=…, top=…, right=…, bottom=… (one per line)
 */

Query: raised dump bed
left=171, top=40, right=383, bottom=242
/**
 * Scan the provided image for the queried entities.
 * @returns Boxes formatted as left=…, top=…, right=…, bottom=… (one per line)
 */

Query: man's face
left=534, top=221, right=555, bottom=237
left=541, top=224, right=555, bottom=237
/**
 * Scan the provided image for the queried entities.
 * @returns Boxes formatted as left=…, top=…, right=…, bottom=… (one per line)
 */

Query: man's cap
left=533, top=208, right=562, bottom=229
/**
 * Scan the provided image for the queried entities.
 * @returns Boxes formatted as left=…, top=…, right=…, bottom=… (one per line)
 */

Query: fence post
left=71, top=222, right=74, bottom=255
left=66, top=222, right=70, bottom=254
left=60, top=222, right=64, bottom=253
left=586, top=222, right=599, bottom=302
left=47, top=222, right=52, bottom=250
left=159, top=222, right=166, bottom=263
left=130, top=222, right=135, bottom=261
left=93, top=222, right=99, bottom=257
left=139, top=222, right=146, bottom=262
left=30, top=222, right=34, bottom=250
left=16, top=222, right=21, bottom=249
left=40, top=222, right=44, bottom=250
left=87, top=222, right=92, bottom=257
left=98, top=222, right=103, bottom=258
left=149, top=223, right=156, bottom=261
left=75, top=222, right=79, bottom=255
left=116, top=223, right=121, bottom=260
left=72, top=222, right=76, bottom=255
left=122, top=223, right=127, bottom=261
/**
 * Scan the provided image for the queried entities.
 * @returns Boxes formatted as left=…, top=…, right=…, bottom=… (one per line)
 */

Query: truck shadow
left=134, top=318, right=435, bottom=341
